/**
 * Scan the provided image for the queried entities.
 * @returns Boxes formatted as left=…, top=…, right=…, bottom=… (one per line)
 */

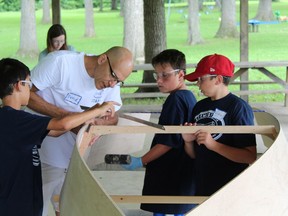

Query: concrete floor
left=47, top=102, right=288, bottom=216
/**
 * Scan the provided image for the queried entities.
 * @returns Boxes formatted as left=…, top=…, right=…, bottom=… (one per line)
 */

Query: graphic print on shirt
left=195, top=108, right=227, bottom=140
left=64, top=93, right=82, bottom=105
left=32, top=145, right=40, bottom=166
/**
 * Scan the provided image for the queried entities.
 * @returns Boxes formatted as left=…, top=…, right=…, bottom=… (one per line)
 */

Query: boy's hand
left=195, top=130, right=216, bottom=150
left=121, top=156, right=143, bottom=170
left=91, top=101, right=120, bottom=118
left=181, top=122, right=197, bottom=143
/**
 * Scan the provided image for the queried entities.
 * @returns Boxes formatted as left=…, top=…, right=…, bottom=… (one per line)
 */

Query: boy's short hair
left=184, top=54, right=234, bottom=82
left=0, top=58, right=30, bottom=99
left=152, top=49, right=186, bottom=74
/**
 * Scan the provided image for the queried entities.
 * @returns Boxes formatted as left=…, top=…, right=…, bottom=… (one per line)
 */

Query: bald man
left=27, top=46, right=133, bottom=216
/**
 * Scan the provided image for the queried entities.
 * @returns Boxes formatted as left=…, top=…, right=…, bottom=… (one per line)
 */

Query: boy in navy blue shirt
left=182, top=54, right=257, bottom=196
left=123, top=49, right=197, bottom=216
left=0, top=58, right=117, bottom=216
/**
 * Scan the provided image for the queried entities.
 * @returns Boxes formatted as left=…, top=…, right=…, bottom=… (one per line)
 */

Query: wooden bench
left=124, top=61, right=288, bottom=106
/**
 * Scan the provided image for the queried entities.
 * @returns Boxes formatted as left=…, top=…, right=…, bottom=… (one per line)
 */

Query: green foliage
left=0, top=0, right=20, bottom=12
left=0, top=1, right=288, bottom=105
left=60, top=0, right=84, bottom=9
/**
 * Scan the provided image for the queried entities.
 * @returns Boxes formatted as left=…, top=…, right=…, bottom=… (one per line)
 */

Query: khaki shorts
left=41, top=163, right=67, bottom=216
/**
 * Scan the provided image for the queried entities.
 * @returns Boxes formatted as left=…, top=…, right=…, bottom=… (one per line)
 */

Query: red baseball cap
left=184, top=54, right=235, bottom=82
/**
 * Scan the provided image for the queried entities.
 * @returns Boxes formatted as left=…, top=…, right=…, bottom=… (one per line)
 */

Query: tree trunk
left=111, top=0, right=117, bottom=10
left=17, top=0, right=39, bottom=58
left=254, top=0, right=275, bottom=21
left=215, top=0, right=238, bottom=38
left=84, top=0, right=95, bottom=37
left=187, top=0, right=204, bottom=45
left=123, top=1, right=144, bottom=64
left=120, top=0, right=124, bottom=17
left=41, top=0, right=51, bottom=24
left=51, top=0, right=61, bottom=24
left=139, top=0, right=166, bottom=93
left=99, top=0, right=103, bottom=12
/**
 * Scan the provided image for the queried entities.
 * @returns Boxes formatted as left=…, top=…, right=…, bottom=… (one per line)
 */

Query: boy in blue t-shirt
left=0, top=58, right=117, bottom=216
left=122, top=49, right=197, bottom=216
left=182, top=54, right=257, bottom=196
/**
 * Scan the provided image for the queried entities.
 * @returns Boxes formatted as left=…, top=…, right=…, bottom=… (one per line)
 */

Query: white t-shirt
left=30, top=50, right=122, bottom=168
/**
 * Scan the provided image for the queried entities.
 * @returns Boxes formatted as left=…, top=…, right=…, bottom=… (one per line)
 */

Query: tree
left=111, top=0, right=117, bottom=10
left=99, top=0, right=103, bottom=12
left=41, top=0, right=51, bottom=24
left=84, top=0, right=95, bottom=37
left=253, top=0, right=275, bottom=21
left=120, top=0, right=124, bottom=16
left=17, top=0, right=39, bottom=58
left=138, top=0, right=166, bottom=93
left=187, top=0, right=204, bottom=45
left=123, top=0, right=144, bottom=64
left=215, top=0, right=238, bottom=38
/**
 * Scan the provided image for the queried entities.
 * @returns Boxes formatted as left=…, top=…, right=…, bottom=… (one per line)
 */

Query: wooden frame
left=58, top=111, right=288, bottom=215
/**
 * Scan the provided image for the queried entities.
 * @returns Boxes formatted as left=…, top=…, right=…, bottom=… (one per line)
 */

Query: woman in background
left=38, top=24, right=75, bottom=62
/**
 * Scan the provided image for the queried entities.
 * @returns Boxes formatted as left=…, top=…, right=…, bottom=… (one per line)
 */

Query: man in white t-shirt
left=27, top=46, right=133, bottom=216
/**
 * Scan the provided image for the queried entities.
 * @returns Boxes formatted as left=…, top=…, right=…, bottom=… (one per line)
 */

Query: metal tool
left=119, top=113, right=165, bottom=130
left=80, top=105, right=165, bottom=130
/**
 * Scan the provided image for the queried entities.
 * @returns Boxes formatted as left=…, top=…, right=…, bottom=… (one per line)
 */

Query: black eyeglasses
left=107, top=56, right=124, bottom=86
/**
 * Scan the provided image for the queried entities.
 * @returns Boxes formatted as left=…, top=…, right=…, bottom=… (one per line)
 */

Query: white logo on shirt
left=32, top=145, right=40, bottom=166
left=195, top=109, right=226, bottom=140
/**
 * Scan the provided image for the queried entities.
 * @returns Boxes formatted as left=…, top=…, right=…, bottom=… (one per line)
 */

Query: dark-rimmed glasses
left=107, top=56, right=124, bottom=86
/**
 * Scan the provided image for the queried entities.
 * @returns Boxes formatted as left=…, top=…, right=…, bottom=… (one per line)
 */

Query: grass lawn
left=0, top=1, right=287, bottom=105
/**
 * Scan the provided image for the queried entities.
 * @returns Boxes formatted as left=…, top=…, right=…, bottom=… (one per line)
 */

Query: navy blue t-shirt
left=0, top=106, right=51, bottom=216
left=192, top=93, right=256, bottom=196
left=141, top=90, right=197, bottom=214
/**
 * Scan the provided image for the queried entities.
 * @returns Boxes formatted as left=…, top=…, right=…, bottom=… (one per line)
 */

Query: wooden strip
left=110, top=195, right=208, bottom=204
left=121, top=81, right=276, bottom=88
left=121, top=89, right=288, bottom=99
left=88, top=125, right=277, bottom=138
left=133, top=61, right=288, bottom=71
left=54, top=195, right=208, bottom=204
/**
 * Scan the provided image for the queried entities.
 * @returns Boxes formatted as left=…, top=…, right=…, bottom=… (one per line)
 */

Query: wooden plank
left=122, top=80, right=276, bottom=88
left=121, top=89, right=288, bottom=99
left=133, top=61, right=288, bottom=71
left=88, top=125, right=278, bottom=139
left=285, top=66, right=288, bottom=106
left=257, top=67, right=288, bottom=88
left=111, top=195, right=208, bottom=204
left=55, top=195, right=208, bottom=204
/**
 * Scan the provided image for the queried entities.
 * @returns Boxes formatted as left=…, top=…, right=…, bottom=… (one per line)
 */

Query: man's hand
left=122, top=156, right=143, bottom=171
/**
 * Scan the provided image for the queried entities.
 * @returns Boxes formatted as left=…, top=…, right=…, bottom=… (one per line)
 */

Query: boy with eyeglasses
left=0, top=58, right=117, bottom=216
left=26, top=46, right=133, bottom=216
left=182, top=54, right=257, bottom=197
left=122, top=49, right=197, bottom=216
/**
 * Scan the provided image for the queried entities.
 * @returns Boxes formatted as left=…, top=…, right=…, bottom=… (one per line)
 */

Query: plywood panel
left=60, top=111, right=288, bottom=216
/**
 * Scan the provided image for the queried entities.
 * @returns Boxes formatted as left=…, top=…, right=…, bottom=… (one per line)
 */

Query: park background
left=0, top=0, right=287, bottom=104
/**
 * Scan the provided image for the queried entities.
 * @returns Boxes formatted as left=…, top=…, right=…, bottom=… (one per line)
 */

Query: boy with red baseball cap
left=182, top=54, right=257, bottom=197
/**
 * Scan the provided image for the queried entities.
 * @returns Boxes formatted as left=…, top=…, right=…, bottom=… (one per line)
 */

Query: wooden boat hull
left=59, top=111, right=288, bottom=215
